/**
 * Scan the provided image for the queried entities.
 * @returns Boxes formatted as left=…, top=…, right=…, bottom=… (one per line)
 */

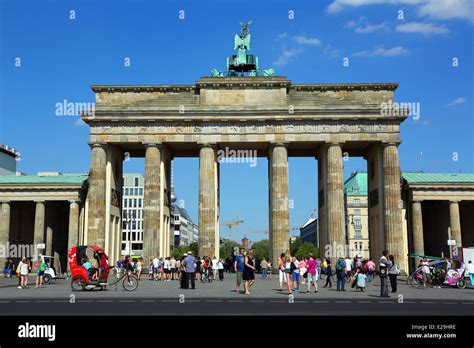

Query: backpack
left=379, top=265, right=387, bottom=278
left=336, top=259, right=345, bottom=272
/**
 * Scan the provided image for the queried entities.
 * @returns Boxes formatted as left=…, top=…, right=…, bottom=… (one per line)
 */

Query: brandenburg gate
left=81, top=22, right=409, bottom=271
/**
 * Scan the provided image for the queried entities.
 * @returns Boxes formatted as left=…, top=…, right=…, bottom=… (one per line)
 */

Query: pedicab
left=407, top=253, right=467, bottom=289
left=68, top=246, right=138, bottom=291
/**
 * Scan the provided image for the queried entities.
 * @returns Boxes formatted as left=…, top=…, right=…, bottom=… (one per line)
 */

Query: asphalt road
left=1, top=274, right=473, bottom=315
left=1, top=296, right=474, bottom=315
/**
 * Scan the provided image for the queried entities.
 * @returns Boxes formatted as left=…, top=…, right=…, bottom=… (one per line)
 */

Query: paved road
left=1, top=274, right=473, bottom=315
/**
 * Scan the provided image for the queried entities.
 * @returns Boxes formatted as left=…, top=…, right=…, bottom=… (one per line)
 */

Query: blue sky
left=1, top=0, right=473, bottom=242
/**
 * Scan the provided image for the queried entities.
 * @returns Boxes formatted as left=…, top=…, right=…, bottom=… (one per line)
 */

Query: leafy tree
left=251, top=239, right=270, bottom=260
left=219, top=240, right=241, bottom=259
left=171, top=245, right=188, bottom=259
left=290, top=237, right=302, bottom=256
left=189, top=242, right=199, bottom=258
left=295, top=242, right=319, bottom=260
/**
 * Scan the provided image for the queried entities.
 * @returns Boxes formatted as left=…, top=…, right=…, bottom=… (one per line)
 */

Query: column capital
left=197, top=142, right=218, bottom=150
left=69, top=200, right=80, bottom=206
left=143, top=142, right=162, bottom=149
left=88, top=142, right=108, bottom=149
left=0, top=200, right=11, bottom=205
left=34, top=199, right=45, bottom=204
left=382, top=141, right=401, bottom=147
left=449, top=200, right=460, bottom=204
left=269, top=141, right=289, bottom=148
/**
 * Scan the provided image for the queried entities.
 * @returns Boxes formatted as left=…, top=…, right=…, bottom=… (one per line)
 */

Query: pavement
left=1, top=273, right=473, bottom=315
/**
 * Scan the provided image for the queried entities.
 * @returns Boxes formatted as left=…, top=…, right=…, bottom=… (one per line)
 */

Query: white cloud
left=355, top=22, right=389, bottom=33
left=446, top=97, right=466, bottom=106
left=418, top=0, right=474, bottom=22
left=353, top=46, right=409, bottom=57
left=396, top=22, right=450, bottom=34
left=273, top=47, right=304, bottom=67
left=327, top=0, right=422, bottom=14
left=328, top=0, right=474, bottom=22
left=293, top=35, right=321, bottom=46
left=276, top=32, right=288, bottom=40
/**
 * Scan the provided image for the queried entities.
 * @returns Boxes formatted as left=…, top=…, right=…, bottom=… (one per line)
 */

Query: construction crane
left=222, top=217, right=244, bottom=241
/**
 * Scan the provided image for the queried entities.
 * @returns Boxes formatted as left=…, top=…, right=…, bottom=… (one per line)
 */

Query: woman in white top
left=19, top=257, right=29, bottom=289
left=136, top=259, right=143, bottom=280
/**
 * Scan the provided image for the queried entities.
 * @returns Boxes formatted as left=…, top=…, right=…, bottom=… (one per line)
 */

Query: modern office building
left=121, top=173, right=145, bottom=256
left=0, top=144, right=19, bottom=175
left=171, top=198, right=199, bottom=247
left=300, top=217, right=318, bottom=247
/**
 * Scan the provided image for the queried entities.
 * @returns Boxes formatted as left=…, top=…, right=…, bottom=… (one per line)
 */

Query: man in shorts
left=234, top=248, right=245, bottom=293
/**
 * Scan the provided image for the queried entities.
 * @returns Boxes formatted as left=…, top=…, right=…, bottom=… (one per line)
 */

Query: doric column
left=326, top=143, right=345, bottom=258
left=0, top=202, right=11, bottom=248
left=268, top=142, right=289, bottom=268
left=199, top=143, right=219, bottom=259
left=143, top=143, right=162, bottom=261
left=412, top=200, right=424, bottom=256
left=33, top=200, right=45, bottom=258
left=87, top=143, right=107, bottom=247
left=449, top=200, right=462, bottom=248
left=383, top=143, right=406, bottom=270
left=68, top=201, right=80, bottom=252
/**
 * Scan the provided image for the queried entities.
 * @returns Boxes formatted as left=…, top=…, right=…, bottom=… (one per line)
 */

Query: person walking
left=152, top=256, right=159, bottom=281
left=260, top=258, right=268, bottom=279
left=292, top=256, right=300, bottom=292
left=335, top=257, right=346, bottom=291
left=35, top=256, right=46, bottom=289
left=19, top=257, right=29, bottom=289
left=285, top=255, right=293, bottom=294
left=267, top=261, right=272, bottom=280
left=306, top=253, right=318, bottom=293
left=421, top=257, right=431, bottom=289
left=379, top=250, right=392, bottom=297
left=316, top=258, right=322, bottom=280
left=170, top=256, right=177, bottom=280
left=218, top=258, right=224, bottom=281
left=366, top=258, right=376, bottom=282
left=344, top=256, right=353, bottom=283
left=388, top=255, right=399, bottom=293
left=212, top=256, right=219, bottom=280
left=183, top=252, right=196, bottom=289
left=243, top=250, right=256, bottom=295
left=136, top=258, right=143, bottom=280
left=278, top=253, right=286, bottom=291
left=234, top=248, right=245, bottom=293
left=299, top=257, right=307, bottom=285
left=323, top=260, right=332, bottom=288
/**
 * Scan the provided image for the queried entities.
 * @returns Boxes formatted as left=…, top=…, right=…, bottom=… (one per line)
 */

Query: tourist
left=218, top=258, right=224, bottom=281
left=321, top=258, right=327, bottom=277
left=19, top=257, right=29, bottom=289
left=195, top=256, right=202, bottom=281
left=182, top=252, right=196, bottom=289
left=335, top=257, right=346, bottom=291
left=148, top=259, right=154, bottom=280
left=354, top=269, right=368, bottom=292
left=306, top=253, right=318, bottom=294
left=267, top=261, right=272, bottom=280
left=158, top=257, right=164, bottom=281
left=292, top=256, right=300, bottom=292
left=260, top=258, right=268, bottom=279
left=421, top=257, right=431, bottom=289
left=379, top=250, right=392, bottom=297
left=366, top=258, right=376, bottom=282
left=323, top=260, right=332, bottom=288
left=278, top=253, right=286, bottom=291
left=152, top=256, right=159, bottom=281
left=234, top=248, right=245, bottom=293
left=179, top=255, right=187, bottom=289
left=388, top=255, right=399, bottom=293
left=163, top=257, right=171, bottom=281
left=243, top=249, right=256, bottom=295
left=344, top=256, right=352, bottom=283
left=212, top=256, right=219, bottom=280
left=316, top=257, right=322, bottom=279
left=170, top=256, right=177, bottom=280
left=136, top=258, right=143, bottom=280
left=467, top=260, right=474, bottom=286
left=116, top=257, right=123, bottom=279
left=299, top=257, right=307, bottom=285
left=35, top=256, right=46, bottom=289
left=285, top=254, right=293, bottom=294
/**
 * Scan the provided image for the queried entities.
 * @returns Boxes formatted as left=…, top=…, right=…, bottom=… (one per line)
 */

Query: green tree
left=290, top=237, right=302, bottom=256
left=171, top=245, right=188, bottom=259
left=219, top=240, right=241, bottom=259
left=295, top=242, right=319, bottom=260
left=251, top=239, right=270, bottom=260
left=189, top=242, right=199, bottom=257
